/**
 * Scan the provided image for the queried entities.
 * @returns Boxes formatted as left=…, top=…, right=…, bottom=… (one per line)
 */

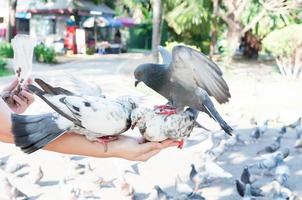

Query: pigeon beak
left=134, top=80, right=140, bottom=87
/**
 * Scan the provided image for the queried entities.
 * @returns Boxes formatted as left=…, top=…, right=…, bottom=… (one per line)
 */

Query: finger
left=13, top=95, right=27, bottom=108
left=139, top=141, right=163, bottom=154
left=20, top=90, right=35, bottom=104
left=3, top=78, right=19, bottom=92
left=136, top=149, right=161, bottom=161
left=160, top=139, right=179, bottom=148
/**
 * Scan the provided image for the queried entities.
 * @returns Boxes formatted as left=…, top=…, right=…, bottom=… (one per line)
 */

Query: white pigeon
left=201, top=158, right=233, bottom=180
left=131, top=106, right=199, bottom=148
left=12, top=78, right=138, bottom=153
left=275, top=163, right=290, bottom=187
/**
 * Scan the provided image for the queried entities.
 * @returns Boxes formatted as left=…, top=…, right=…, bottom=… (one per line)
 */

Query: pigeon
left=250, top=127, right=261, bottom=141
left=252, top=151, right=284, bottom=174
left=29, top=166, right=44, bottom=184
left=279, top=126, right=287, bottom=135
left=131, top=106, right=200, bottom=148
left=294, top=138, right=302, bottom=150
left=241, top=166, right=252, bottom=184
left=146, top=185, right=173, bottom=200
left=235, top=180, right=264, bottom=197
left=119, top=177, right=135, bottom=198
left=287, top=117, right=301, bottom=129
left=225, top=133, right=245, bottom=147
left=271, top=181, right=291, bottom=200
left=134, top=45, right=232, bottom=136
left=1, top=177, right=28, bottom=200
left=201, top=158, right=233, bottom=180
left=295, top=125, right=302, bottom=139
left=256, top=135, right=282, bottom=155
left=259, top=120, right=269, bottom=134
left=175, top=175, right=193, bottom=196
left=275, top=162, right=290, bottom=187
left=189, top=164, right=203, bottom=190
left=205, top=139, right=227, bottom=159
left=12, top=78, right=138, bottom=153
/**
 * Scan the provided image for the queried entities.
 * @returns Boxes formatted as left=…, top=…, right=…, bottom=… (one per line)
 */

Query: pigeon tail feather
left=12, top=113, right=71, bottom=154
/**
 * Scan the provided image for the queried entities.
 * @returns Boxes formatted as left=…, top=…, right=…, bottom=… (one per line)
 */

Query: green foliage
left=262, top=24, right=302, bottom=57
left=164, top=0, right=213, bottom=53
left=0, top=58, right=11, bottom=77
left=34, top=44, right=56, bottom=63
left=86, top=47, right=95, bottom=55
left=164, top=41, right=199, bottom=52
left=0, top=42, right=14, bottom=58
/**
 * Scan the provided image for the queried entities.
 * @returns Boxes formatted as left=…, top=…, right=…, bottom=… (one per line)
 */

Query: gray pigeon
left=131, top=106, right=199, bottom=148
left=235, top=180, right=264, bottom=197
left=189, top=164, right=203, bottom=190
left=250, top=127, right=261, bottom=141
left=134, top=45, right=232, bottom=136
left=288, top=117, right=301, bottom=129
left=241, top=166, right=252, bottom=184
left=256, top=135, right=282, bottom=155
left=12, top=78, right=138, bottom=153
left=294, top=138, right=302, bottom=150
left=253, top=152, right=284, bottom=174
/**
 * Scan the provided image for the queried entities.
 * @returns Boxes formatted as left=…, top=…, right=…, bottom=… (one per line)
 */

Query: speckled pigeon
left=134, top=45, right=232, bottom=136
left=12, top=78, right=138, bottom=153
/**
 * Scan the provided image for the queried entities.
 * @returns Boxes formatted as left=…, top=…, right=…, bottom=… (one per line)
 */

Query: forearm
left=0, top=98, right=13, bottom=138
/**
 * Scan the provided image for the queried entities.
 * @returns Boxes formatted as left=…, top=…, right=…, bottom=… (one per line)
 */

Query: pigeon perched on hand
left=12, top=78, right=138, bottom=153
left=131, top=106, right=200, bottom=148
left=134, top=45, right=232, bottom=136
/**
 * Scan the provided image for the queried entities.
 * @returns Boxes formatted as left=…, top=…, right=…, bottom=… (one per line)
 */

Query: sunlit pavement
left=1, top=54, right=302, bottom=199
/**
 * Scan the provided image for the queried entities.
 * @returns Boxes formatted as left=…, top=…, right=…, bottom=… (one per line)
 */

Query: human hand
left=1, top=78, right=35, bottom=114
left=107, top=135, right=179, bottom=161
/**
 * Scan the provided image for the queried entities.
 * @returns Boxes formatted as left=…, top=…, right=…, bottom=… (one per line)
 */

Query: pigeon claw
left=156, top=109, right=177, bottom=115
left=97, top=136, right=119, bottom=152
left=177, top=139, right=185, bottom=149
left=154, top=105, right=176, bottom=110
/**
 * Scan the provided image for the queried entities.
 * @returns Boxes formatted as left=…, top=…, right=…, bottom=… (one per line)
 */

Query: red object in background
left=64, top=26, right=78, bottom=54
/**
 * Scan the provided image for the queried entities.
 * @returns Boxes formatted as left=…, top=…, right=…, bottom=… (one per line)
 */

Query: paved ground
left=0, top=54, right=302, bottom=199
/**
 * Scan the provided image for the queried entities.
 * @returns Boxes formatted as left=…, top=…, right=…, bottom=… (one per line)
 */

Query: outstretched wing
left=170, top=45, right=231, bottom=104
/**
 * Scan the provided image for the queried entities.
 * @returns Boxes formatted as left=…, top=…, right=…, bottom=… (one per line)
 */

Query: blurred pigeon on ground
left=30, top=166, right=44, bottom=184
left=205, top=139, right=227, bottom=160
left=275, top=162, right=290, bottom=187
left=295, top=124, right=302, bottom=139
left=131, top=106, right=200, bottom=148
left=250, top=127, right=261, bottom=141
left=294, top=138, right=302, bottom=150
left=256, top=135, right=282, bottom=155
left=119, top=177, right=135, bottom=199
left=259, top=120, right=269, bottom=135
left=12, top=78, right=138, bottom=153
left=235, top=180, right=264, bottom=197
left=251, top=151, right=284, bottom=175
left=1, top=177, right=28, bottom=200
left=201, top=158, right=233, bottom=180
left=225, top=133, right=245, bottom=148
left=134, top=45, right=233, bottom=136
left=279, top=126, right=287, bottom=135
left=146, top=185, right=173, bottom=200
left=241, top=166, right=253, bottom=184
left=189, top=164, right=203, bottom=190
left=175, top=175, right=193, bottom=196
left=271, top=181, right=291, bottom=200
left=5, top=159, right=29, bottom=174
left=287, top=117, right=301, bottom=129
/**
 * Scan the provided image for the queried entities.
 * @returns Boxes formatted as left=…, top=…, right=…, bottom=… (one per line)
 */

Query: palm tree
left=151, top=0, right=162, bottom=62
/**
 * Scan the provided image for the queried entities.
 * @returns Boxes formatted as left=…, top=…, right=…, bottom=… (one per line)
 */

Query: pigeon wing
left=170, top=45, right=231, bottom=104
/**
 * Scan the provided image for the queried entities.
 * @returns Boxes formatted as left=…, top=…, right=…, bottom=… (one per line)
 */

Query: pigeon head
left=134, top=63, right=167, bottom=90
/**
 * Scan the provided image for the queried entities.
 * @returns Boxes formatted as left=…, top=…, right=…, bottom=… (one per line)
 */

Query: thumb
left=3, top=78, right=19, bottom=92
